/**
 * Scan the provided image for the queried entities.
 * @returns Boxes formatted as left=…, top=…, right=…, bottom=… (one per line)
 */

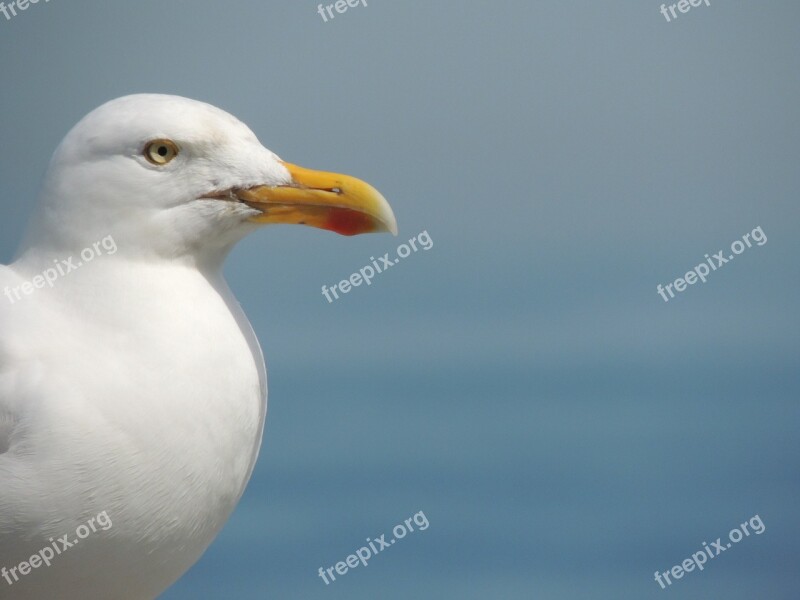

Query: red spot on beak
left=324, top=208, right=376, bottom=236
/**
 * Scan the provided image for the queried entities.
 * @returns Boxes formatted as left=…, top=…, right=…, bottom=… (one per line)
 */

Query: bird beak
left=238, top=162, right=397, bottom=236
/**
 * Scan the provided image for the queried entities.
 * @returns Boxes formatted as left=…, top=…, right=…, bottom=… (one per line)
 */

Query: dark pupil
left=158, top=146, right=168, bottom=157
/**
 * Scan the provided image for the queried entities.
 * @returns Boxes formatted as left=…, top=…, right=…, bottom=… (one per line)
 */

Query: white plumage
left=0, top=95, right=395, bottom=599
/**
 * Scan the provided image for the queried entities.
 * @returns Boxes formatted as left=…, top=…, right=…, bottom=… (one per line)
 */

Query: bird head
left=22, top=94, right=397, bottom=264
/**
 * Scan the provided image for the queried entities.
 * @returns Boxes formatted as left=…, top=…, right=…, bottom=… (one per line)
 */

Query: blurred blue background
left=1, top=1, right=798, bottom=598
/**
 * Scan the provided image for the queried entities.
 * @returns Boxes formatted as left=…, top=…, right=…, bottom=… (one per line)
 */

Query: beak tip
left=377, top=201, right=398, bottom=236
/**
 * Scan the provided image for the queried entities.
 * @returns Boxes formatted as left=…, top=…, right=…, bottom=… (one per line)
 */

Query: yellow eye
left=144, top=139, right=180, bottom=165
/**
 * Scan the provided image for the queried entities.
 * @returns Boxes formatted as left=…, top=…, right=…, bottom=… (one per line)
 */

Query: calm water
left=162, top=361, right=799, bottom=600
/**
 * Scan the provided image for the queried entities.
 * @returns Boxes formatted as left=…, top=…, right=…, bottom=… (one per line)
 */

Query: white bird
left=0, top=94, right=396, bottom=599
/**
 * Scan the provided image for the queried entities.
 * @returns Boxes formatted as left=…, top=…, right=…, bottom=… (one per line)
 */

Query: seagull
left=0, top=94, right=396, bottom=599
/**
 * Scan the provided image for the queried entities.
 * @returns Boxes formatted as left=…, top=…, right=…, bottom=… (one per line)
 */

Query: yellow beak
left=239, top=162, right=397, bottom=236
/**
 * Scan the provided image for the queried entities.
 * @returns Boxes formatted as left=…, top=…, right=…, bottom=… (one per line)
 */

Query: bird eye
left=144, top=139, right=180, bottom=165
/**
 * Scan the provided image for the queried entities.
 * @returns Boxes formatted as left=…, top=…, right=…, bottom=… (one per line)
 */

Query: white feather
left=0, top=95, right=281, bottom=599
